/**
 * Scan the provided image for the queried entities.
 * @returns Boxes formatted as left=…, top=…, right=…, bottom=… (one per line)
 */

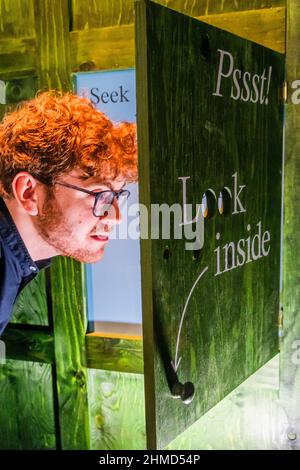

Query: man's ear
left=11, top=172, right=40, bottom=216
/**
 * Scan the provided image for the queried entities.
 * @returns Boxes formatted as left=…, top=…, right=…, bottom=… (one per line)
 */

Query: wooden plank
left=167, top=356, right=287, bottom=449
left=49, top=258, right=90, bottom=449
left=33, top=0, right=90, bottom=449
left=0, top=36, right=36, bottom=79
left=0, top=0, right=36, bottom=38
left=135, top=0, right=157, bottom=450
left=1, top=326, right=54, bottom=364
left=70, top=25, right=135, bottom=71
left=86, top=335, right=143, bottom=374
left=71, top=0, right=135, bottom=30
left=136, top=0, right=284, bottom=449
left=34, top=0, right=72, bottom=91
left=155, top=0, right=285, bottom=16
left=200, top=7, right=285, bottom=53
left=88, top=368, right=146, bottom=450
left=11, top=272, right=49, bottom=326
left=71, top=0, right=284, bottom=31
left=0, top=360, right=56, bottom=449
left=280, top=0, right=300, bottom=450
left=70, top=7, right=285, bottom=73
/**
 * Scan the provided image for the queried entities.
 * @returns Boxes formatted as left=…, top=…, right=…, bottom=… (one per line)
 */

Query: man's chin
left=76, top=247, right=105, bottom=264
left=56, top=246, right=106, bottom=264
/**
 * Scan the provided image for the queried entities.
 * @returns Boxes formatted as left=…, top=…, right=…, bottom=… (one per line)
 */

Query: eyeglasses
left=30, top=173, right=130, bottom=217
left=54, top=181, right=130, bottom=217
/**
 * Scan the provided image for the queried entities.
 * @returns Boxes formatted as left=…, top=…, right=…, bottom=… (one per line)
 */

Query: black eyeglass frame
left=55, top=181, right=130, bottom=217
left=29, top=173, right=130, bottom=217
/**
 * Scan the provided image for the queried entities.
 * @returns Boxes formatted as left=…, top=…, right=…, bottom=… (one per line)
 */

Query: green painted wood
left=280, top=0, right=300, bottom=450
left=136, top=1, right=284, bottom=449
left=34, top=0, right=72, bottom=92
left=70, top=25, right=135, bottom=72
left=0, top=0, right=35, bottom=38
left=69, top=2, right=285, bottom=74
left=0, top=360, right=56, bottom=449
left=0, top=36, right=36, bottom=80
left=200, top=7, right=285, bottom=53
left=167, top=355, right=289, bottom=449
left=50, top=258, right=90, bottom=449
left=86, top=336, right=143, bottom=374
left=88, top=369, right=146, bottom=450
left=11, top=272, right=49, bottom=326
left=33, top=0, right=90, bottom=449
left=1, top=327, right=54, bottom=364
left=71, top=0, right=284, bottom=31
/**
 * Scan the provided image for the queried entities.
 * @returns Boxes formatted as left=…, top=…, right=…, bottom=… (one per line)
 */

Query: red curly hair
left=0, top=90, right=137, bottom=198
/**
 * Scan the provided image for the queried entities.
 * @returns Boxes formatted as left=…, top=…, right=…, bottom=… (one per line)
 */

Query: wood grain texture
left=50, top=257, right=90, bottom=449
left=11, top=272, right=49, bottom=326
left=280, top=0, right=300, bottom=450
left=86, top=335, right=143, bottom=374
left=167, top=355, right=290, bottom=449
left=0, top=0, right=36, bottom=79
left=0, top=0, right=35, bottom=38
left=33, top=0, right=72, bottom=92
left=200, top=7, right=285, bottom=53
left=0, top=36, right=36, bottom=80
left=70, top=25, right=135, bottom=71
left=0, top=360, right=56, bottom=449
left=69, top=7, right=285, bottom=73
left=71, top=0, right=284, bottom=30
left=1, top=327, right=54, bottom=364
left=136, top=1, right=284, bottom=449
left=88, top=368, right=146, bottom=450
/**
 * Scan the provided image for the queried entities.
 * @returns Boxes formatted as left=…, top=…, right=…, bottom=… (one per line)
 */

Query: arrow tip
left=171, top=356, right=182, bottom=373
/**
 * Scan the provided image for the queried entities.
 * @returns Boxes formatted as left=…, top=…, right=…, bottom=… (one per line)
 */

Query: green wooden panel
left=0, top=37, right=36, bottom=80
left=136, top=1, right=284, bottom=449
left=86, top=335, right=143, bottom=374
left=70, top=26, right=135, bottom=72
left=0, top=0, right=35, bottom=38
left=0, top=360, right=56, bottom=449
left=200, top=7, right=285, bottom=54
left=50, top=257, right=90, bottom=449
left=34, top=0, right=71, bottom=92
left=88, top=369, right=146, bottom=450
left=11, top=272, right=49, bottom=326
left=280, top=0, right=300, bottom=450
left=70, top=7, right=285, bottom=74
left=167, top=355, right=288, bottom=449
left=71, top=0, right=284, bottom=31
left=1, top=327, right=54, bottom=363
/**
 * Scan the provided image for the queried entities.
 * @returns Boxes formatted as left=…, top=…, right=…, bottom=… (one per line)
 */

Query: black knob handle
left=171, top=381, right=195, bottom=404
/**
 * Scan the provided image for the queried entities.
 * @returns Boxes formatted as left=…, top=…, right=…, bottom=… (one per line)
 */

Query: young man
left=0, top=91, right=137, bottom=335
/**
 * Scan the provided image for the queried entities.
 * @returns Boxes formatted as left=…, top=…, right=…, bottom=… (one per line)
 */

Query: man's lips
left=90, top=234, right=109, bottom=243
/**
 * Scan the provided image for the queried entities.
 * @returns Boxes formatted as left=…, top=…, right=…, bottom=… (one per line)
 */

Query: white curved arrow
left=171, top=266, right=209, bottom=373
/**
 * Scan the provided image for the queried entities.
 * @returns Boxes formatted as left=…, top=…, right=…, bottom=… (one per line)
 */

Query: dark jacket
left=0, top=198, right=51, bottom=336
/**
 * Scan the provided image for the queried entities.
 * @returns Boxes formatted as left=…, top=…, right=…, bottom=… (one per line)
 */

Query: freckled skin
left=34, top=172, right=123, bottom=263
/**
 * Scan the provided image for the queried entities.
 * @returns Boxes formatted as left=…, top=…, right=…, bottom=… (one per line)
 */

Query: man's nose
left=102, top=199, right=122, bottom=226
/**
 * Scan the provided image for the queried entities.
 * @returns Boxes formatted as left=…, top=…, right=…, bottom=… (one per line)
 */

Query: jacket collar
left=0, top=197, right=51, bottom=278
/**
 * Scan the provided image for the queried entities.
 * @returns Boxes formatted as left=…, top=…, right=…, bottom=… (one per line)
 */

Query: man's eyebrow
left=82, top=180, right=126, bottom=191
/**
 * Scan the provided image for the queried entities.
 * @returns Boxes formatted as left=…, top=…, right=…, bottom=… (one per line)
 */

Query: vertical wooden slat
left=33, top=0, right=90, bottom=449
left=34, top=0, right=71, bottom=91
left=135, top=0, right=157, bottom=451
left=0, top=360, right=56, bottom=449
left=280, top=0, right=300, bottom=451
